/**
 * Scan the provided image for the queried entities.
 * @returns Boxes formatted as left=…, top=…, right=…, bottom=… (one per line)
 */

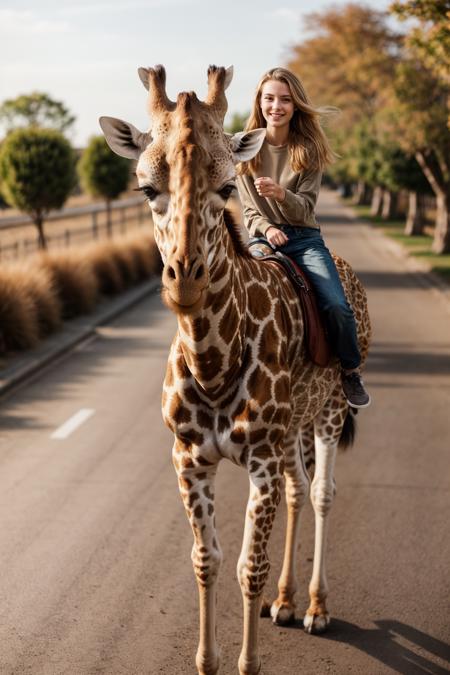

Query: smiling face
left=259, top=79, right=295, bottom=132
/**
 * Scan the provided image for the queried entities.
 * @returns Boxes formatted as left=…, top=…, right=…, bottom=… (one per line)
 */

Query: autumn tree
left=287, top=4, right=401, bottom=200
left=389, top=0, right=450, bottom=252
left=287, top=4, right=400, bottom=126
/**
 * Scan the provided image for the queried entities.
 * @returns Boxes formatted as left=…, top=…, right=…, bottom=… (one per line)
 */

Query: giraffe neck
left=176, top=213, right=247, bottom=397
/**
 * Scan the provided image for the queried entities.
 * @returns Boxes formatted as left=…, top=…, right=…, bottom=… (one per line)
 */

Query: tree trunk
left=354, top=181, right=372, bottom=205
left=405, top=191, right=426, bottom=236
left=415, top=150, right=450, bottom=253
left=370, top=186, right=384, bottom=216
left=34, top=213, right=47, bottom=250
left=106, top=199, right=112, bottom=237
left=381, top=190, right=398, bottom=220
left=432, top=191, right=450, bottom=254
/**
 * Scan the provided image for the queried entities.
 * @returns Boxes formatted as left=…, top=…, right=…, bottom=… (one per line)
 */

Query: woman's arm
left=242, top=204, right=273, bottom=237
left=275, top=168, right=322, bottom=223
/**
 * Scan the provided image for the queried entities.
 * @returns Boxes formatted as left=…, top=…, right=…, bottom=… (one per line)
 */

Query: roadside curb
left=340, top=200, right=450, bottom=310
left=0, top=277, right=160, bottom=399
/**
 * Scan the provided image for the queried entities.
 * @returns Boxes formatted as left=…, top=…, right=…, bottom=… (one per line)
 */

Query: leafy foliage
left=287, top=3, right=401, bottom=129
left=78, top=136, right=130, bottom=201
left=0, top=92, right=75, bottom=134
left=390, top=0, right=450, bottom=85
left=0, top=128, right=76, bottom=247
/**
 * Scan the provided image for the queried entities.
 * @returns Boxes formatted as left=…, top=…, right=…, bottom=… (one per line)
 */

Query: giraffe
left=100, top=64, right=371, bottom=675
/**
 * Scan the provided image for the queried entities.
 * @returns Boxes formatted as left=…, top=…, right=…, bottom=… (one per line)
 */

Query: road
left=0, top=189, right=449, bottom=674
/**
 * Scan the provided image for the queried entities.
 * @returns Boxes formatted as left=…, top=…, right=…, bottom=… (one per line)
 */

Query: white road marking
left=51, top=409, right=95, bottom=440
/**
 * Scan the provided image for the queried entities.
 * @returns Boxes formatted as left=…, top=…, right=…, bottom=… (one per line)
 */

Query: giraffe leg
left=174, top=443, right=222, bottom=675
left=270, top=429, right=310, bottom=625
left=304, top=398, right=346, bottom=635
left=237, top=457, right=283, bottom=675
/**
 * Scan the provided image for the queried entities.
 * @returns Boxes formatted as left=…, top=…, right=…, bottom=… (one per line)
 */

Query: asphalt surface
left=0, top=189, right=449, bottom=675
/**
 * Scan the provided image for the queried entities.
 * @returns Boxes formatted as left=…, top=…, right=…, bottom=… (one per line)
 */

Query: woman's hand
left=254, top=177, right=286, bottom=202
left=266, top=226, right=289, bottom=247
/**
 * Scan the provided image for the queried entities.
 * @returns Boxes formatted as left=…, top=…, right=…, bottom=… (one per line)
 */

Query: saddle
left=248, top=237, right=331, bottom=367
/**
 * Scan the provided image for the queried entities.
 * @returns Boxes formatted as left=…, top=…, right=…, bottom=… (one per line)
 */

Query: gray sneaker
left=342, top=372, right=371, bottom=409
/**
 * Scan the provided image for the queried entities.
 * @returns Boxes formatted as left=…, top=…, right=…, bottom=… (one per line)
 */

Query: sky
left=0, top=0, right=391, bottom=147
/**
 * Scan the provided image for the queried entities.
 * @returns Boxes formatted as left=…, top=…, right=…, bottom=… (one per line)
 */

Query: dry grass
left=0, top=266, right=40, bottom=352
left=39, top=250, right=99, bottom=319
left=8, top=262, right=62, bottom=337
left=0, top=230, right=161, bottom=356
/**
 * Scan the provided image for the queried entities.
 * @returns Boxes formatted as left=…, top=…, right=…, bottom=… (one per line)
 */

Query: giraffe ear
left=224, top=66, right=233, bottom=90
left=138, top=67, right=150, bottom=90
left=227, top=128, right=266, bottom=163
left=99, top=116, right=152, bottom=159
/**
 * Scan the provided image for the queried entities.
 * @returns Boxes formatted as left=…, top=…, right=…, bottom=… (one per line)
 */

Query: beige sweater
left=236, top=140, right=322, bottom=236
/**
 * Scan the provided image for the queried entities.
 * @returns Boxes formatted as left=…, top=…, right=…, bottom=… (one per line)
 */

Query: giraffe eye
left=217, top=182, right=236, bottom=201
left=135, top=185, right=159, bottom=201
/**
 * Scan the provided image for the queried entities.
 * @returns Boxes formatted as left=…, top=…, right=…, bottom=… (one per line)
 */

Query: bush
left=7, top=262, right=62, bottom=337
left=0, top=267, right=40, bottom=352
left=39, top=250, right=98, bottom=319
left=0, top=230, right=160, bottom=355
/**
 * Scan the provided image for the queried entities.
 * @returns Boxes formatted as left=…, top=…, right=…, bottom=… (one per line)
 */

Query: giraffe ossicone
left=101, top=64, right=371, bottom=675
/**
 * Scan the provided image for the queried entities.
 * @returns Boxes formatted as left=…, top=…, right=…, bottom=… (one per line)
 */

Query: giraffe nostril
left=195, top=264, right=204, bottom=280
left=168, top=266, right=176, bottom=279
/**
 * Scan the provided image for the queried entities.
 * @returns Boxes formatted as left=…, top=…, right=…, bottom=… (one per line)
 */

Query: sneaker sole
left=346, top=396, right=371, bottom=409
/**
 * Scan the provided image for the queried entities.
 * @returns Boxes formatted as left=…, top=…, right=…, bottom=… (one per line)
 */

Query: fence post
left=65, top=229, right=70, bottom=247
left=92, top=211, right=98, bottom=239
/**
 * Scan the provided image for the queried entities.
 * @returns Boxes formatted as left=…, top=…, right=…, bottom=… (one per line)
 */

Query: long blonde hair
left=238, top=67, right=337, bottom=176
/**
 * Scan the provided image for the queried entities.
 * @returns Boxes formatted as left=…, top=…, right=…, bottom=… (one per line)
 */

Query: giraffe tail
left=338, top=408, right=358, bottom=451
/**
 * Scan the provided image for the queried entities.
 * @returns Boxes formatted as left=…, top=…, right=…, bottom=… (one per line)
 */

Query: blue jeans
left=277, top=225, right=361, bottom=370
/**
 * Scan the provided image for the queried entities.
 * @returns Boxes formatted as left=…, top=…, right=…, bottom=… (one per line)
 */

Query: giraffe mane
left=223, top=208, right=252, bottom=258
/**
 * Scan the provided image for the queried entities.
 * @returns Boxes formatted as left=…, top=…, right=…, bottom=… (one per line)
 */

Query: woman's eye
left=218, top=183, right=235, bottom=201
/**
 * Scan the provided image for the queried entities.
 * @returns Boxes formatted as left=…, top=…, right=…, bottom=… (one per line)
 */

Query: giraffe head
left=100, top=65, right=265, bottom=313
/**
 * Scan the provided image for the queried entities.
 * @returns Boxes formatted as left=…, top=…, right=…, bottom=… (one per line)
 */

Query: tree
left=287, top=4, right=401, bottom=130
left=390, top=0, right=450, bottom=87
left=78, top=136, right=130, bottom=236
left=388, top=0, right=450, bottom=252
left=0, top=128, right=76, bottom=249
left=386, top=56, right=450, bottom=251
left=0, top=92, right=75, bottom=135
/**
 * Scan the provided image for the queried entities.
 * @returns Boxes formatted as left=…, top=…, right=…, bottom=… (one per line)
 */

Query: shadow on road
left=265, top=615, right=449, bottom=673
left=319, top=214, right=356, bottom=226
left=357, top=271, right=433, bottom=290
left=322, top=618, right=450, bottom=675
left=367, top=344, right=450, bottom=376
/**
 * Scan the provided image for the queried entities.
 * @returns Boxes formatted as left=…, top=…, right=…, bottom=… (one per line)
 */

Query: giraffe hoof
left=303, top=611, right=330, bottom=634
left=270, top=601, right=296, bottom=626
left=196, top=648, right=220, bottom=675
left=238, top=655, right=262, bottom=675
left=260, top=597, right=272, bottom=617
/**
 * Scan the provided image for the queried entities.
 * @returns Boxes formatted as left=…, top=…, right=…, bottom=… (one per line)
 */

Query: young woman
left=236, top=67, right=370, bottom=408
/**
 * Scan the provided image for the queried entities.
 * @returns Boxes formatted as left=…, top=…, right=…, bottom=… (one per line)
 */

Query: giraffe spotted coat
left=101, top=64, right=371, bottom=675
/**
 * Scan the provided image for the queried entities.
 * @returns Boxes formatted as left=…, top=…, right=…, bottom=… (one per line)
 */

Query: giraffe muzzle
left=162, top=255, right=209, bottom=310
